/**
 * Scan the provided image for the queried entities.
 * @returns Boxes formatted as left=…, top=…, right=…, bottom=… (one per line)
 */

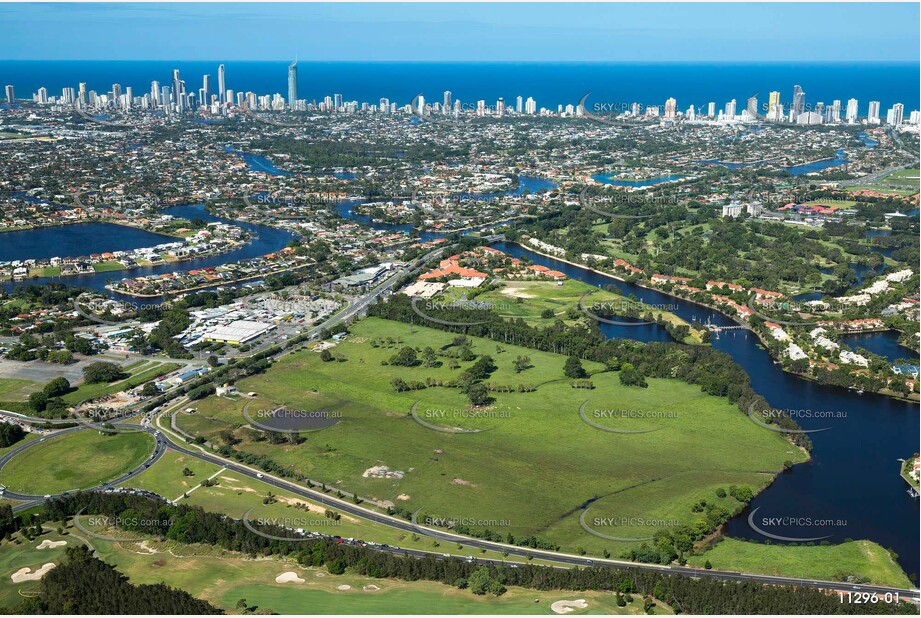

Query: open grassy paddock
left=177, top=317, right=805, bottom=558
left=686, top=538, right=912, bottom=589
left=0, top=429, right=154, bottom=495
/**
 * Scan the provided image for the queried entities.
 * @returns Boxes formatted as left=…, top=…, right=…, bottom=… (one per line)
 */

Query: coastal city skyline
left=6, top=61, right=920, bottom=127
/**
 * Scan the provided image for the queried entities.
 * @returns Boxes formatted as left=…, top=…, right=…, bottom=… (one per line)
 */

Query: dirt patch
left=499, top=286, right=536, bottom=299
left=36, top=539, right=66, bottom=550
left=274, top=496, right=360, bottom=523
left=275, top=571, right=305, bottom=584
left=396, top=494, right=411, bottom=501
left=551, top=599, right=588, bottom=614
left=11, top=563, right=56, bottom=583
left=451, top=478, right=476, bottom=487
left=337, top=584, right=352, bottom=591
left=362, top=465, right=404, bottom=479
left=363, top=585, right=380, bottom=591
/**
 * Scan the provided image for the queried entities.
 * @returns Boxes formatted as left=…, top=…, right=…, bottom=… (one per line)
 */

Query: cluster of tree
left=368, top=294, right=811, bottom=449
left=147, top=305, right=193, bottom=358
left=82, top=361, right=127, bottom=384
left=34, top=492, right=915, bottom=616
left=14, top=546, right=221, bottom=614
left=27, top=377, right=72, bottom=415
left=0, top=422, right=25, bottom=448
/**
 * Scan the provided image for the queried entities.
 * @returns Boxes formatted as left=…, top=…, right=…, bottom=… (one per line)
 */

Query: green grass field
left=177, top=317, right=804, bottom=557
left=92, top=260, right=126, bottom=273
left=687, top=538, right=912, bottom=589
left=0, top=430, right=153, bottom=494
left=0, top=379, right=41, bottom=401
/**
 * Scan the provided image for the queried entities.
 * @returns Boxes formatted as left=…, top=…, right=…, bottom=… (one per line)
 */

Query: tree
left=207, top=355, right=219, bottom=367
left=467, top=383, right=492, bottom=407
left=43, top=377, right=71, bottom=398
left=319, top=348, right=334, bottom=362
left=388, top=346, right=419, bottom=367
left=141, top=381, right=159, bottom=397
left=513, top=355, right=532, bottom=373
left=29, top=391, right=48, bottom=412
left=83, top=361, right=128, bottom=384
left=564, top=356, right=587, bottom=379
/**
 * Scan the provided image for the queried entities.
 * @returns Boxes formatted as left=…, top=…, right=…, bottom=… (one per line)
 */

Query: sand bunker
left=275, top=572, right=305, bottom=584
left=11, top=563, right=56, bottom=583
left=337, top=584, right=352, bottom=591
left=315, top=572, right=326, bottom=578
left=36, top=540, right=67, bottom=550
left=551, top=599, right=588, bottom=614
left=363, top=585, right=380, bottom=591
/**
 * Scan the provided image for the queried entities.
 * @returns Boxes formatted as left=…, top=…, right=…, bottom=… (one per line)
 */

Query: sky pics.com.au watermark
left=242, top=510, right=342, bottom=543
left=578, top=402, right=675, bottom=435
left=578, top=293, right=679, bottom=328
left=411, top=507, right=511, bottom=530
left=746, top=403, right=844, bottom=434
left=410, top=402, right=508, bottom=434
left=242, top=402, right=342, bottom=434
left=579, top=508, right=680, bottom=542
left=747, top=507, right=847, bottom=542
left=410, top=297, right=516, bottom=327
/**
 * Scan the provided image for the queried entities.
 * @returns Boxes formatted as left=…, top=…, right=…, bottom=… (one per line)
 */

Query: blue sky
left=0, top=2, right=917, bottom=62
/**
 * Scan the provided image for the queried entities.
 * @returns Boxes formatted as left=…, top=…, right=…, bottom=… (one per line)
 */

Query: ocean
left=1, top=60, right=919, bottom=114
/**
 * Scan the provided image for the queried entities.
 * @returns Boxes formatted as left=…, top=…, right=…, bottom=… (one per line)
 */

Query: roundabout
left=0, top=423, right=167, bottom=500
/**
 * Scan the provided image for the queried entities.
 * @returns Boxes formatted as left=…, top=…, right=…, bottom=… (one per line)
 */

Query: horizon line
left=2, top=59, right=919, bottom=64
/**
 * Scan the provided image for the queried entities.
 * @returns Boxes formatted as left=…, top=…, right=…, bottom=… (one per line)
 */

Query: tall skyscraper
left=725, top=99, right=737, bottom=118
left=768, top=91, right=781, bottom=110
left=887, top=103, right=904, bottom=126
left=218, top=64, right=226, bottom=105
left=516, top=95, right=523, bottom=114
left=792, top=85, right=805, bottom=116
left=202, top=75, right=211, bottom=105
left=150, top=81, right=160, bottom=107
left=746, top=95, right=758, bottom=117
left=525, top=97, right=536, bottom=114
left=443, top=90, right=452, bottom=109
left=867, top=101, right=881, bottom=124
left=707, top=102, right=715, bottom=117
left=287, top=59, right=298, bottom=107
left=830, top=99, right=841, bottom=122
left=5, top=85, right=14, bottom=104
left=845, top=99, right=858, bottom=123
left=172, top=69, right=182, bottom=108
left=664, top=97, right=677, bottom=119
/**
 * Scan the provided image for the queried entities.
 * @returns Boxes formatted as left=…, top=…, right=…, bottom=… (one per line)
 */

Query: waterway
left=493, top=240, right=919, bottom=578
left=0, top=204, right=294, bottom=303
left=591, top=173, right=684, bottom=187
left=0, top=223, right=172, bottom=262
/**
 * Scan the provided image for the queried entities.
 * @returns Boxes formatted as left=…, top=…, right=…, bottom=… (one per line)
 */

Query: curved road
left=0, top=421, right=167, bottom=502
